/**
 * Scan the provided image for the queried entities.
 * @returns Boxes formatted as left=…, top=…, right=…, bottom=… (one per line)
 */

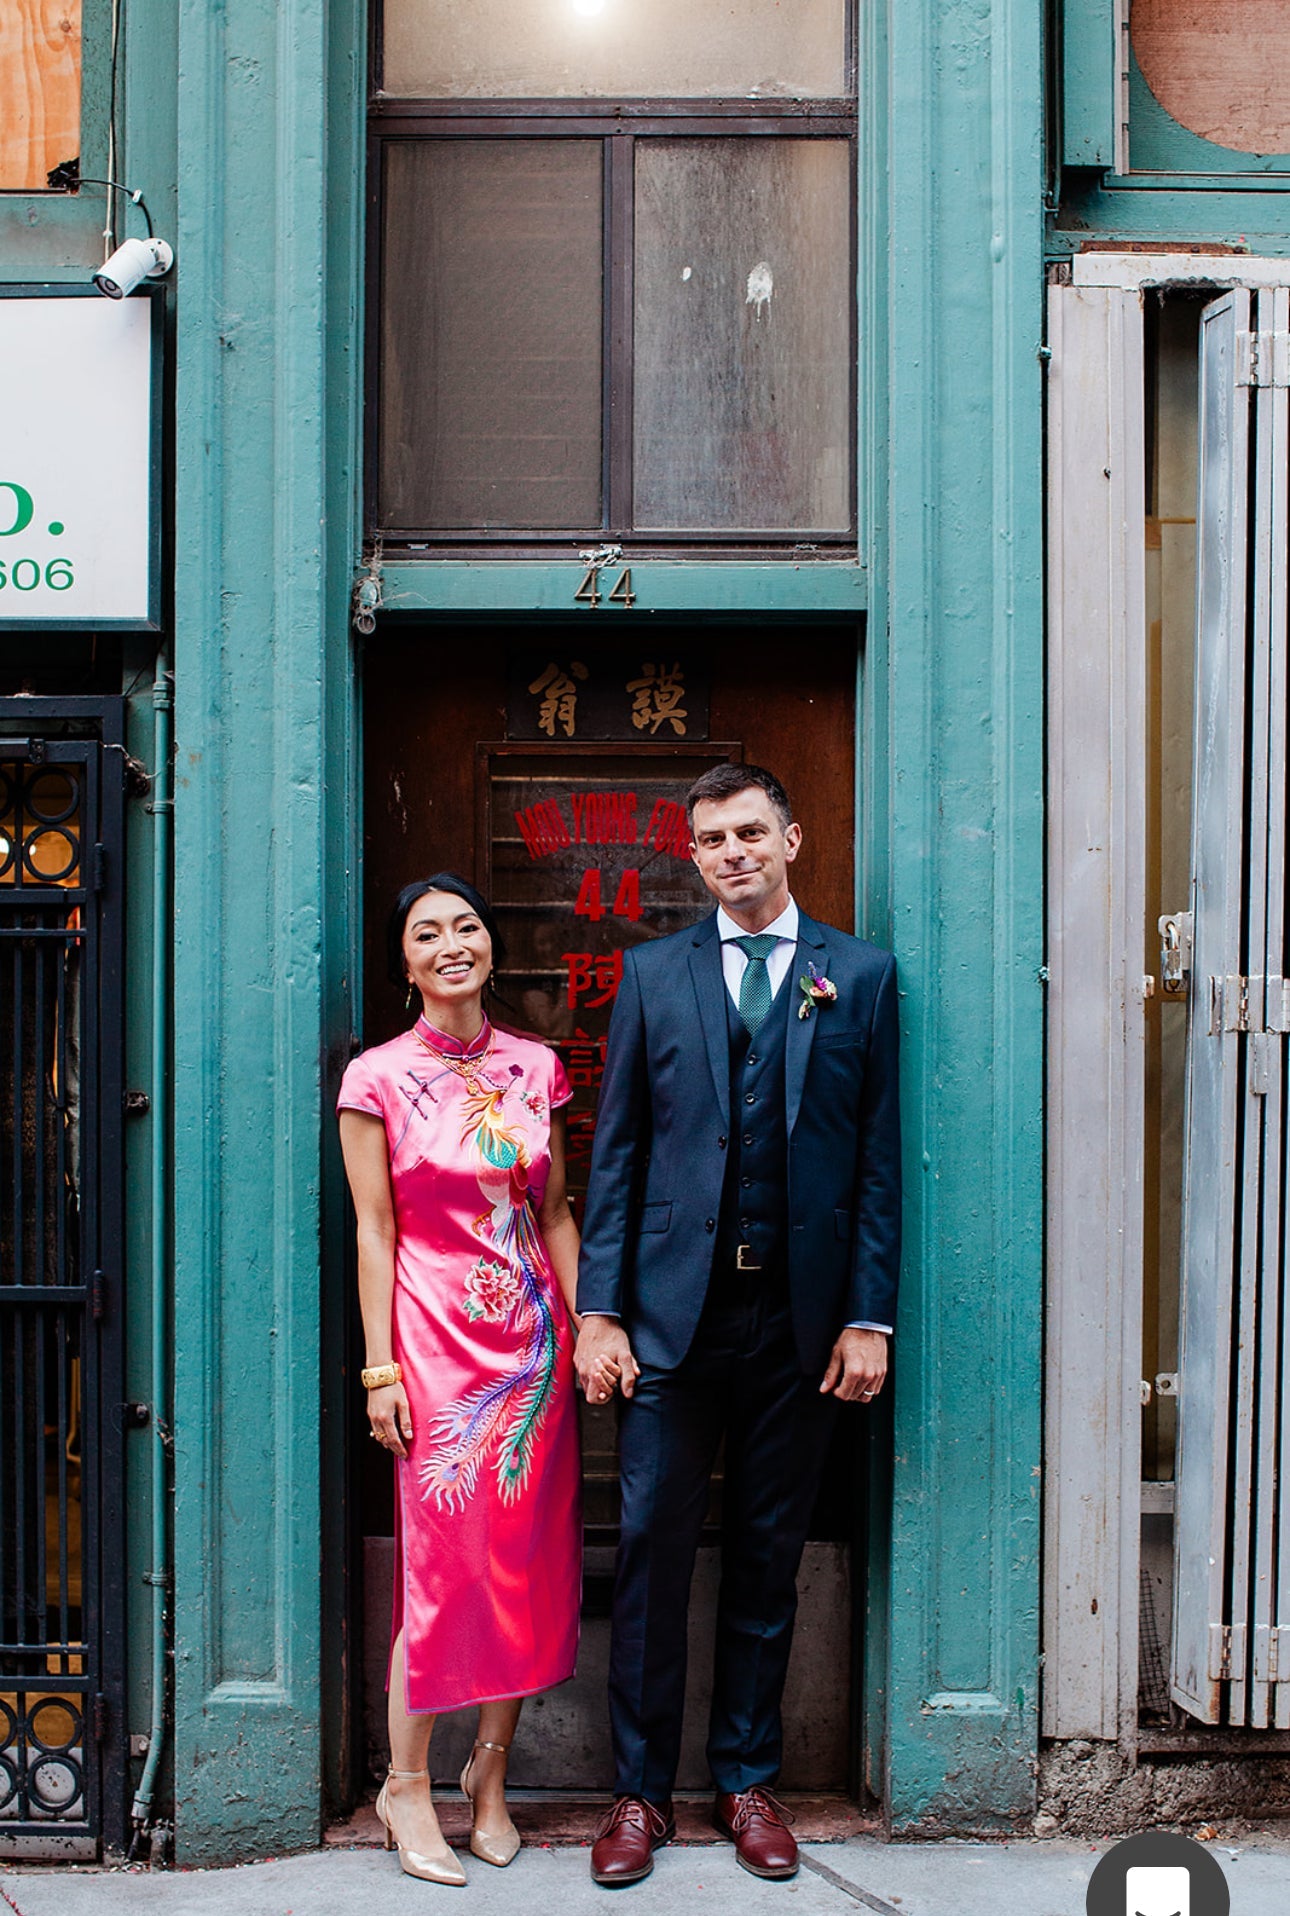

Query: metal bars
left=1173, top=288, right=1290, bottom=1727
left=0, top=720, right=124, bottom=1855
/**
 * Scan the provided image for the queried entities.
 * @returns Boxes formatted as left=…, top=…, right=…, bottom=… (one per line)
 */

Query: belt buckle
left=735, top=1243, right=761, bottom=1273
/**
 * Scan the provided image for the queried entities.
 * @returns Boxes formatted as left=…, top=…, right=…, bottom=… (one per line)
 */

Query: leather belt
left=735, top=1244, right=762, bottom=1272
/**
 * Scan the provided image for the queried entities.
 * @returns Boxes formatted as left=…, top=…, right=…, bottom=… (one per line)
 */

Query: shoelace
left=728, top=1787, right=795, bottom=1832
left=596, top=1796, right=670, bottom=1840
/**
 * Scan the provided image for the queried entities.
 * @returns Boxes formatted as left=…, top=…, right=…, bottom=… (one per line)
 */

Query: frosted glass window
left=378, top=141, right=603, bottom=531
left=633, top=140, right=852, bottom=533
left=382, top=0, right=847, bottom=99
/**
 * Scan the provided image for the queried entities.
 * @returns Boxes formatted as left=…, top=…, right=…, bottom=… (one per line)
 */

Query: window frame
left=366, top=26, right=858, bottom=556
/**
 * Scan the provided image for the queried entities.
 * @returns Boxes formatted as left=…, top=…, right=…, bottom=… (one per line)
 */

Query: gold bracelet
left=361, top=1362, right=402, bottom=1390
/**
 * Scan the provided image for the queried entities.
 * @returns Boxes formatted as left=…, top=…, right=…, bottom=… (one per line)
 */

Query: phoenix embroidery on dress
left=419, top=1077, right=560, bottom=1512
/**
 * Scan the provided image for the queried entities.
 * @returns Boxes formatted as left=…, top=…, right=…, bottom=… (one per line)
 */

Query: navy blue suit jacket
left=576, top=909, right=901, bottom=1375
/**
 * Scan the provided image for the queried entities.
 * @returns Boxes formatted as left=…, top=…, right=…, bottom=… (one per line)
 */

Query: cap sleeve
left=337, top=1049, right=385, bottom=1119
left=549, top=1049, right=573, bottom=1112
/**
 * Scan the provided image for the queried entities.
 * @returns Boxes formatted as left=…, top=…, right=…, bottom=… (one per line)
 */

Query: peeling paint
left=745, top=260, right=773, bottom=320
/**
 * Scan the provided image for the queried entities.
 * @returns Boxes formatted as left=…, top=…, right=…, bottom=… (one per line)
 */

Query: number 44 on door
left=574, top=867, right=641, bottom=923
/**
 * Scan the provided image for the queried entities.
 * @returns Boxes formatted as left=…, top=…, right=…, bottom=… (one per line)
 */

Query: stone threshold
left=327, top=1792, right=876, bottom=1849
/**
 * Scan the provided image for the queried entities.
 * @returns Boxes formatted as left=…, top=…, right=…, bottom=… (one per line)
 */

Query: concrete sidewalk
left=5, top=1833, right=1290, bottom=1916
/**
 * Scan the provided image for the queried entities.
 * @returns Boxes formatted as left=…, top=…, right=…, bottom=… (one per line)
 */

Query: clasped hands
left=573, top=1316, right=641, bottom=1403
left=572, top=1317, right=888, bottom=1405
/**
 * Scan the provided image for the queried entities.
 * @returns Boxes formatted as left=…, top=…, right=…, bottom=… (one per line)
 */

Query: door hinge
left=91, top=1271, right=106, bottom=1320
left=1236, top=328, right=1290, bottom=387
left=1253, top=1625, right=1290, bottom=1682
left=1209, top=1622, right=1247, bottom=1680
left=93, top=1694, right=108, bottom=1742
left=90, top=842, right=106, bottom=892
left=1209, top=974, right=1290, bottom=1036
left=1267, top=978, right=1290, bottom=1034
left=1211, top=974, right=1250, bottom=1033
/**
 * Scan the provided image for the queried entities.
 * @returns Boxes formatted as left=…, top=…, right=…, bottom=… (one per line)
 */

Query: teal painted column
left=171, top=0, right=362, bottom=1862
left=863, top=0, right=1045, bottom=1829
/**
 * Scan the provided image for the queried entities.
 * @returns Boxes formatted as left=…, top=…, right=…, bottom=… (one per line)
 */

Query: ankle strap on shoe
left=387, top=1766, right=427, bottom=1780
left=472, top=1739, right=510, bottom=1756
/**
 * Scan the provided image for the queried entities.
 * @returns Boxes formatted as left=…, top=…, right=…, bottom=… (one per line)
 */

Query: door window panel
left=632, top=138, right=852, bottom=533
left=382, top=0, right=847, bottom=100
left=378, top=140, right=604, bottom=531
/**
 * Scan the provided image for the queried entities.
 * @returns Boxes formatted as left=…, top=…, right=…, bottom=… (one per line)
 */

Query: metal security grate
left=0, top=720, right=125, bottom=1857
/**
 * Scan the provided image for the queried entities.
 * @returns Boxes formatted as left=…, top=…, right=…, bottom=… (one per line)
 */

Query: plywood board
left=1133, top=0, right=1290, bottom=157
left=0, top=1, right=81, bottom=192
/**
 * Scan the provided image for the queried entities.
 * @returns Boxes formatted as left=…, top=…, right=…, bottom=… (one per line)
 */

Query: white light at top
left=570, top=0, right=608, bottom=15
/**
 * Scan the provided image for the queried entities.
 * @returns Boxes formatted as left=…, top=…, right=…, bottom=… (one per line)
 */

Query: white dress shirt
left=716, top=899, right=799, bottom=1006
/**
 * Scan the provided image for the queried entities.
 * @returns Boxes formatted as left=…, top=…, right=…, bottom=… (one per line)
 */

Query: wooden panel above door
left=361, top=624, right=857, bottom=1048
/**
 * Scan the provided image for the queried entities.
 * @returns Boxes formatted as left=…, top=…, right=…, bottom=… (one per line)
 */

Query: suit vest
left=713, top=971, right=792, bottom=1272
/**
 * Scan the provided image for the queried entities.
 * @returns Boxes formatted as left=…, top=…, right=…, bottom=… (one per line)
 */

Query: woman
left=339, top=875, right=612, bottom=1884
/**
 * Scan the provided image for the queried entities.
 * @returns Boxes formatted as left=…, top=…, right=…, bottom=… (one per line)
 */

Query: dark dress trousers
left=577, top=909, right=901, bottom=1802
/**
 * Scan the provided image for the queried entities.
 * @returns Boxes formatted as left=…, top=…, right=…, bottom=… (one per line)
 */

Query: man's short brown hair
left=685, top=763, right=793, bottom=832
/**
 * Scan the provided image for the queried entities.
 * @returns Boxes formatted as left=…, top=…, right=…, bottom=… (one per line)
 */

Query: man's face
left=690, top=788, right=801, bottom=927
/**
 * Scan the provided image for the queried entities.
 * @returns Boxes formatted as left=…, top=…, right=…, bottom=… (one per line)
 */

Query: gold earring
left=405, top=983, right=415, bottom=1012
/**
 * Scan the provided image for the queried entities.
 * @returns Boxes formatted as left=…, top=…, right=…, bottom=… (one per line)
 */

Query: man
left=574, top=763, right=901, bottom=1887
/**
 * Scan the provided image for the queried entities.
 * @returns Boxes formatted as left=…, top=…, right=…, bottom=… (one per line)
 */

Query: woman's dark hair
left=386, top=873, right=508, bottom=992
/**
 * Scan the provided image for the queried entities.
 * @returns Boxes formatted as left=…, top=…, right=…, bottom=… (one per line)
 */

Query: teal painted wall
left=0, top=0, right=1051, bottom=1853
left=168, top=0, right=362, bottom=1863
left=861, top=0, right=1045, bottom=1831
left=35, top=0, right=1290, bottom=1858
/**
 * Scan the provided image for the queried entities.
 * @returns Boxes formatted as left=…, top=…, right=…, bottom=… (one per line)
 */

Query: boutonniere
left=797, top=962, right=838, bottom=1021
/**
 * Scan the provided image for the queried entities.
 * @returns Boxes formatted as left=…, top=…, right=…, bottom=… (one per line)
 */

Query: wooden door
left=354, top=625, right=858, bottom=1788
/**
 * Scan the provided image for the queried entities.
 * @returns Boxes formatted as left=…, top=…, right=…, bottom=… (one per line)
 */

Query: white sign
left=0, top=293, right=159, bottom=628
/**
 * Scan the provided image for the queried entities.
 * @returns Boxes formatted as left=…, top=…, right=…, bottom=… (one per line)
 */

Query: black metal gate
left=0, top=703, right=126, bottom=1858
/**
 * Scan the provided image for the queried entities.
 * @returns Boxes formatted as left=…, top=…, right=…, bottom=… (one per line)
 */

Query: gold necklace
left=414, top=1018, right=495, bottom=1093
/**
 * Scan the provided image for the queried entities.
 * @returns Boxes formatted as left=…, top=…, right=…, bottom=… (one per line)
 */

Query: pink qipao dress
left=338, top=1016, right=581, bottom=1714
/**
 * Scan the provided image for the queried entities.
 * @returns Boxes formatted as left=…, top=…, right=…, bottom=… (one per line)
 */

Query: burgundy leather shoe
left=590, top=1795, right=676, bottom=1886
left=713, top=1787, right=799, bottom=1879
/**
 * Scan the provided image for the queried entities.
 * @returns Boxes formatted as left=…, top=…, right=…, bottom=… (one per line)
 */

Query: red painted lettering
left=642, top=798, right=669, bottom=850
left=562, top=949, right=625, bottom=1010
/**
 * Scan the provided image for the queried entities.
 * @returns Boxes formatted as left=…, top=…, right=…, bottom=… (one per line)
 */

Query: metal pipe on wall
left=131, top=649, right=172, bottom=1840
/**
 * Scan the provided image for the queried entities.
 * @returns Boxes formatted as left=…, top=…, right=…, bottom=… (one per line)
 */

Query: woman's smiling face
left=401, top=890, right=493, bottom=1015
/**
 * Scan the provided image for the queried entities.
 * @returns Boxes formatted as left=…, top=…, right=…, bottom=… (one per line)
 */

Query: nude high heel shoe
left=375, top=1766, right=467, bottom=1886
left=460, top=1738, right=521, bottom=1867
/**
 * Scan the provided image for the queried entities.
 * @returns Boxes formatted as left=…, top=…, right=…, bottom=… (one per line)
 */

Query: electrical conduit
left=131, top=652, right=172, bottom=1838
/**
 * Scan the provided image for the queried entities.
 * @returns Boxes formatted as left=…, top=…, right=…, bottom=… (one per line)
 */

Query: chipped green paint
left=169, top=0, right=363, bottom=1863
left=862, top=0, right=1045, bottom=1831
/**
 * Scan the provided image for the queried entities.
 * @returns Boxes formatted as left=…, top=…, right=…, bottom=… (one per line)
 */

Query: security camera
left=92, top=236, right=173, bottom=299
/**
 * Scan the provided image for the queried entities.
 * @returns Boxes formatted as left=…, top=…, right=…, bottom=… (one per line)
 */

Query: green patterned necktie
left=733, top=933, right=780, bottom=1035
